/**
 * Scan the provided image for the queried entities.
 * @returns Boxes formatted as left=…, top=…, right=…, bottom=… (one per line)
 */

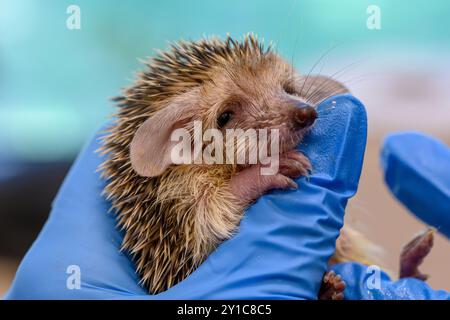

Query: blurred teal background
left=1, top=0, right=450, bottom=295
left=1, top=0, right=449, bottom=161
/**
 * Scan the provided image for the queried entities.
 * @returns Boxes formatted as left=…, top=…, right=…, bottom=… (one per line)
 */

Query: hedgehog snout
left=291, top=103, right=317, bottom=129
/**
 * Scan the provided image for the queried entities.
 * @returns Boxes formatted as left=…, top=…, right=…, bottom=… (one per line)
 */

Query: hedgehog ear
left=298, top=75, right=349, bottom=104
left=130, top=99, right=196, bottom=177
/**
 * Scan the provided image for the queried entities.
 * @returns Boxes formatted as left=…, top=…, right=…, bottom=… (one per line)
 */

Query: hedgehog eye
left=217, top=111, right=233, bottom=128
left=283, top=83, right=297, bottom=95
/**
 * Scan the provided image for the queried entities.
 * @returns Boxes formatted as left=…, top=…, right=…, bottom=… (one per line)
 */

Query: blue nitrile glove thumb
left=331, top=132, right=450, bottom=300
left=382, top=132, right=450, bottom=238
left=5, top=94, right=366, bottom=299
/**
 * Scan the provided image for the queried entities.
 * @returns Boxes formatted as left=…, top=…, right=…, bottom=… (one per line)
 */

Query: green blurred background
left=1, top=0, right=449, bottom=295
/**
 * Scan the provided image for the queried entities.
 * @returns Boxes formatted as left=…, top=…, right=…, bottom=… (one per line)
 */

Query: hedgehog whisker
left=300, top=45, right=337, bottom=97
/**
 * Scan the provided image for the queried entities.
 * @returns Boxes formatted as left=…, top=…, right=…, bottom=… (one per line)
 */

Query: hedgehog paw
left=399, top=228, right=435, bottom=281
left=278, top=150, right=311, bottom=178
left=318, top=270, right=346, bottom=300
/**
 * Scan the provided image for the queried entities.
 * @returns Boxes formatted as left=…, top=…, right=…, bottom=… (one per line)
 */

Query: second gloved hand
left=332, top=132, right=450, bottom=300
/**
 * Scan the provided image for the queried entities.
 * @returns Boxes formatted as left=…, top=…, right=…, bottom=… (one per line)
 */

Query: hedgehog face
left=199, top=52, right=319, bottom=155
left=128, top=36, right=347, bottom=177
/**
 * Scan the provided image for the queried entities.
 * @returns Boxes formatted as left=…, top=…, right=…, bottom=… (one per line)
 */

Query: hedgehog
left=99, top=34, right=434, bottom=298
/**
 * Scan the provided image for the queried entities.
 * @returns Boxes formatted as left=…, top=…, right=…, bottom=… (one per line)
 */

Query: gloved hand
left=332, top=132, right=450, bottom=300
left=5, top=94, right=367, bottom=300
left=382, top=132, right=450, bottom=239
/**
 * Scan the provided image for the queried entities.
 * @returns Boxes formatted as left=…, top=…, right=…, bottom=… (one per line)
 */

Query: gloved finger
left=331, top=262, right=450, bottom=300
left=5, top=127, right=148, bottom=299
left=381, top=132, right=450, bottom=238
left=151, top=94, right=367, bottom=299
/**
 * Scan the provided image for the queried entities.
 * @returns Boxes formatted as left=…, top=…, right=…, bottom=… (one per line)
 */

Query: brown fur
left=99, top=34, right=373, bottom=294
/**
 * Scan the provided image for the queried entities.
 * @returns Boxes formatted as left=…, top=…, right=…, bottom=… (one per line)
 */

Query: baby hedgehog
left=99, top=35, right=433, bottom=298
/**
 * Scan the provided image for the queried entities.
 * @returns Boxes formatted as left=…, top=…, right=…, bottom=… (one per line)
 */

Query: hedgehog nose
left=293, top=103, right=317, bottom=129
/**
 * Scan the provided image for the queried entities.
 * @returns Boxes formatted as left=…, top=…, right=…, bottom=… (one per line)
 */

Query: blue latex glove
left=5, top=94, right=367, bottom=300
left=382, top=132, right=450, bottom=238
left=332, top=132, right=450, bottom=300
left=331, top=262, right=450, bottom=300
